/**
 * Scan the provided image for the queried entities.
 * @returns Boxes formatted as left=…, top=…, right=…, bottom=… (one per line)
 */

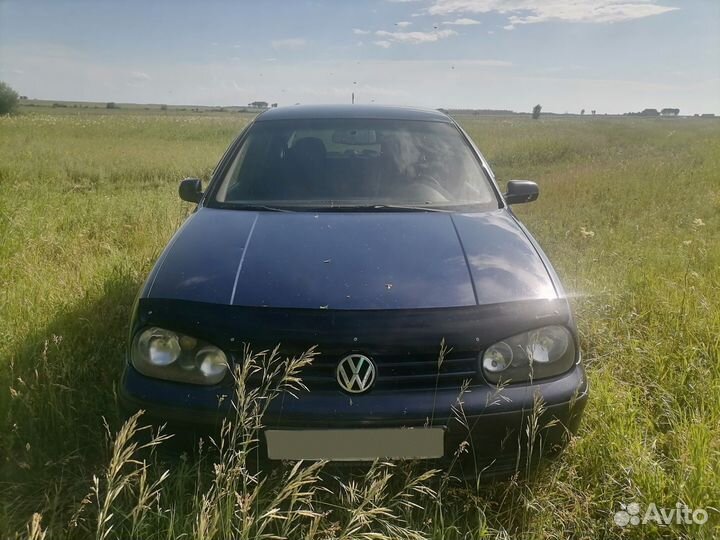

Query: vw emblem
left=336, top=354, right=376, bottom=394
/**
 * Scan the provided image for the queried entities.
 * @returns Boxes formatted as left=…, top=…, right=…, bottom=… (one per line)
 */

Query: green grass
left=1, top=108, right=719, bottom=539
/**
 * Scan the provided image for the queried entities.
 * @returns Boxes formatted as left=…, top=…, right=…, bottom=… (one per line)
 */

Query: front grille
left=240, top=350, right=480, bottom=391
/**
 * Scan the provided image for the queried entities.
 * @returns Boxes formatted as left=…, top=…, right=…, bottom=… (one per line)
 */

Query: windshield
left=213, top=118, right=497, bottom=209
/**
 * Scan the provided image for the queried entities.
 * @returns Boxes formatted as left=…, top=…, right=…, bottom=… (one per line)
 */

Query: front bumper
left=120, top=362, right=588, bottom=476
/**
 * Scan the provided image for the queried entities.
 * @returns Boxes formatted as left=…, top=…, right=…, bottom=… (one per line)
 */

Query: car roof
left=255, top=104, right=453, bottom=123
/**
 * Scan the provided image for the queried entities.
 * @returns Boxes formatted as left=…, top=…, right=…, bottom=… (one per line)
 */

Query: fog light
left=140, top=328, right=181, bottom=366
left=482, top=341, right=513, bottom=373
left=197, top=347, right=228, bottom=381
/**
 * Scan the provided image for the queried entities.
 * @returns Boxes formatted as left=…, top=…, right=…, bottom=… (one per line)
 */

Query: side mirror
left=504, top=180, right=539, bottom=205
left=179, top=178, right=203, bottom=203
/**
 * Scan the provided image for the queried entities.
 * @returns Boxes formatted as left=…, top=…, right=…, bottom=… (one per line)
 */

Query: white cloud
left=427, top=1, right=679, bottom=26
left=395, top=21, right=413, bottom=27
left=271, top=38, right=307, bottom=50
left=373, top=40, right=393, bottom=48
left=127, top=71, right=151, bottom=87
left=374, top=28, right=458, bottom=46
left=465, top=59, right=512, bottom=66
left=442, top=17, right=481, bottom=25
left=130, top=71, right=150, bottom=81
left=353, top=28, right=371, bottom=35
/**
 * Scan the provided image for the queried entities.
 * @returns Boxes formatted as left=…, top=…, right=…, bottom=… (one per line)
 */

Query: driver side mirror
left=504, top=180, right=539, bottom=205
left=179, top=178, right=203, bottom=203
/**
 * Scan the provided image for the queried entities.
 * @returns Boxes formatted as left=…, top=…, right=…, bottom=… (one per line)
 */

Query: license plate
left=265, top=427, right=444, bottom=461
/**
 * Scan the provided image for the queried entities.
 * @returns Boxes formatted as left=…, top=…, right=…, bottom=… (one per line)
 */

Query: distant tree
left=0, top=81, right=20, bottom=114
left=160, top=104, right=168, bottom=111
left=661, top=108, right=680, bottom=116
left=591, top=110, right=596, bottom=115
left=532, top=104, right=542, bottom=119
left=639, top=108, right=660, bottom=117
left=580, top=109, right=585, bottom=115
left=106, top=102, right=117, bottom=109
left=271, top=103, right=278, bottom=108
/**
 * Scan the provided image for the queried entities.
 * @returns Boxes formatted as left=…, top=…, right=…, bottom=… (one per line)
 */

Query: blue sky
left=0, top=0, right=718, bottom=114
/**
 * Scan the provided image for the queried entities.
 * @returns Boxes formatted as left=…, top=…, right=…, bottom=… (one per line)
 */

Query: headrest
left=291, top=137, right=326, bottom=161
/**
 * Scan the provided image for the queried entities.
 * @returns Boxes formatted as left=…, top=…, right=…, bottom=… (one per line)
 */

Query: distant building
left=249, top=101, right=269, bottom=109
left=661, top=108, right=680, bottom=116
left=701, top=113, right=716, bottom=118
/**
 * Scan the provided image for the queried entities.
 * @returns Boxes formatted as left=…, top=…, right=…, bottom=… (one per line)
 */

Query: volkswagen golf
left=120, top=104, right=588, bottom=476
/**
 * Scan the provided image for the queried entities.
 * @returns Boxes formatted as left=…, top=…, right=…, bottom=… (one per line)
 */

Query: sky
left=0, top=0, right=718, bottom=114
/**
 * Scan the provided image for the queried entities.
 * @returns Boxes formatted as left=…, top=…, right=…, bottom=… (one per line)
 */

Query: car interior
left=220, top=126, right=488, bottom=205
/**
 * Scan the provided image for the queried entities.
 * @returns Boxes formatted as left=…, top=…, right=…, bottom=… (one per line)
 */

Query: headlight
left=481, top=325, right=575, bottom=384
left=131, top=327, right=228, bottom=385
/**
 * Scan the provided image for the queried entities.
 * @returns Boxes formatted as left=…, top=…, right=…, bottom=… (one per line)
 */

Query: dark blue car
left=121, top=105, right=587, bottom=476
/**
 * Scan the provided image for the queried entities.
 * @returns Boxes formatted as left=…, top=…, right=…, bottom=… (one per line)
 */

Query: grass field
left=1, top=107, right=719, bottom=539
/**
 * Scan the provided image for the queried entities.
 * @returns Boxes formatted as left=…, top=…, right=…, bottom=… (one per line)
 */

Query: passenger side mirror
left=504, top=180, right=539, bottom=205
left=179, top=178, right=203, bottom=203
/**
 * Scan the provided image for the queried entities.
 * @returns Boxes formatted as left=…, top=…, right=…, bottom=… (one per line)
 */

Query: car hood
left=145, top=207, right=558, bottom=309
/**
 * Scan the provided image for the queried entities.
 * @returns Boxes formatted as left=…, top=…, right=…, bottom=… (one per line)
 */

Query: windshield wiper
left=226, top=204, right=297, bottom=212
left=221, top=202, right=460, bottom=213
left=354, top=204, right=455, bottom=213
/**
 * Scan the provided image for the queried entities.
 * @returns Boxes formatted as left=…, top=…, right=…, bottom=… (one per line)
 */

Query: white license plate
left=265, top=428, right=444, bottom=461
